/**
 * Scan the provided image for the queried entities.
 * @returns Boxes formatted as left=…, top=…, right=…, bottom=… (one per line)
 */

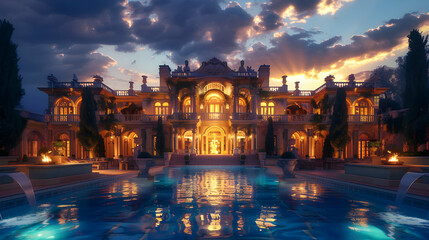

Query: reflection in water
left=1, top=167, right=429, bottom=240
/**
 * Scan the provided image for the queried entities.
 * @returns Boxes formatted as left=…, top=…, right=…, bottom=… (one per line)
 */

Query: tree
left=327, top=88, right=349, bottom=158
left=155, top=116, right=165, bottom=156
left=95, top=135, right=106, bottom=158
left=77, top=88, right=99, bottom=157
left=98, top=96, right=119, bottom=132
left=0, top=20, right=27, bottom=155
left=322, top=135, right=334, bottom=159
left=265, top=117, right=275, bottom=155
left=402, top=29, right=429, bottom=152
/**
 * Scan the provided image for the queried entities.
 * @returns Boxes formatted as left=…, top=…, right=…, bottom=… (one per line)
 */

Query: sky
left=1, top=0, right=429, bottom=114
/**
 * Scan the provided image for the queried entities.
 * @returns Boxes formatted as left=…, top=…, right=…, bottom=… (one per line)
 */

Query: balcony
left=232, top=113, right=257, bottom=120
left=348, top=114, right=375, bottom=123
left=201, top=112, right=230, bottom=120
left=45, top=114, right=170, bottom=123
left=171, top=113, right=197, bottom=120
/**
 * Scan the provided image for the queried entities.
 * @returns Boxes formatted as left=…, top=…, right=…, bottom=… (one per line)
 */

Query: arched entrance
left=291, top=131, right=307, bottom=158
left=204, top=127, right=226, bottom=155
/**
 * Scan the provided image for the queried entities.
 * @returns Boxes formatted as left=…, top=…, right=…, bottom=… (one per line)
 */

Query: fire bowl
left=381, top=160, right=404, bottom=165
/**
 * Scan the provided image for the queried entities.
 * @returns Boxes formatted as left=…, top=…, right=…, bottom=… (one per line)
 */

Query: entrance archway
left=203, top=127, right=226, bottom=155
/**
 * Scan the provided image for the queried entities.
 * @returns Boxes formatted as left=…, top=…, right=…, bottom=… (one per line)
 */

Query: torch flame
left=388, top=154, right=398, bottom=163
left=41, top=154, right=52, bottom=164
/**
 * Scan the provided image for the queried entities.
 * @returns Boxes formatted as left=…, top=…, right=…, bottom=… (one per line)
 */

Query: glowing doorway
left=204, top=127, right=226, bottom=155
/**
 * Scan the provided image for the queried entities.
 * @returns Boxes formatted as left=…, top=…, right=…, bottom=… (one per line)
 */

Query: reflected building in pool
left=15, top=57, right=386, bottom=161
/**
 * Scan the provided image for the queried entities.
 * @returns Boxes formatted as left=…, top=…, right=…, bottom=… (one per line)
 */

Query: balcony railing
left=348, top=114, right=375, bottom=123
left=45, top=114, right=80, bottom=123
left=46, top=114, right=170, bottom=123
left=231, top=113, right=256, bottom=120
left=172, top=113, right=197, bottom=120
left=201, top=112, right=230, bottom=120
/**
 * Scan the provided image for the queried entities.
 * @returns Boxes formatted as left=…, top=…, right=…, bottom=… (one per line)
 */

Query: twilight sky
left=1, top=0, right=429, bottom=113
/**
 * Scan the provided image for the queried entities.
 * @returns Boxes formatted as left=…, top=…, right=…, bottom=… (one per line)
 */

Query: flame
left=388, top=154, right=398, bottom=163
left=42, top=154, right=52, bottom=164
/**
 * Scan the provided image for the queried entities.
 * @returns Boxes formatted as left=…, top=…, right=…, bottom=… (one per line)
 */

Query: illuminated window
left=208, top=97, right=222, bottom=113
left=55, top=99, right=73, bottom=115
left=373, top=96, right=379, bottom=107
left=355, top=99, right=370, bottom=116
left=268, top=102, right=275, bottom=115
left=183, top=98, right=191, bottom=113
left=358, top=134, right=369, bottom=159
left=238, top=98, right=246, bottom=113
left=162, top=102, right=169, bottom=115
left=155, top=102, right=161, bottom=115
left=27, top=132, right=41, bottom=157
left=59, top=134, right=70, bottom=157
left=260, top=102, right=267, bottom=115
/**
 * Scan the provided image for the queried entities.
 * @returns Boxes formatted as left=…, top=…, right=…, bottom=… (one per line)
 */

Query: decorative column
left=234, top=128, right=238, bottom=154
left=192, top=128, right=196, bottom=154
left=191, top=86, right=196, bottom=116
left=255, top=129, right=259, bottom=152
left=171, top=127, right=175, bottom=152
left=233, top=84, right=238, bottom=118
left=251, top=129, right=255, bottom=153
left=251, top=87, right=257, bottom=118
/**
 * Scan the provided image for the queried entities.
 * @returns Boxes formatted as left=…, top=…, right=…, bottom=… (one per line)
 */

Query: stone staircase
left=168, top=154, right=260, bottom=166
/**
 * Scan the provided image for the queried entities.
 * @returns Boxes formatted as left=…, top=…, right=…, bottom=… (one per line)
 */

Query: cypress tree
left=328, top=88, right=350, bottom=157
left=403, top=29, right=429, bottom=152
left=265, top=117, right=275, bottom=155
left=0, top=20, right=27, bottom=155
left=155, top=116, right=165, bottom=156
left=77, top=88, right=99, bottom=157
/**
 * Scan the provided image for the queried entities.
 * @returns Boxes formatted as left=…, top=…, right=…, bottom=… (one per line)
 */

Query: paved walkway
left=296, top=169, right=429, bottom=198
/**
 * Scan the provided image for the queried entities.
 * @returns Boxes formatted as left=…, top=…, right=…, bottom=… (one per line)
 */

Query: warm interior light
left=388, top=154, right=399, bottom=163
left=41, top=154, right=52, bottom=164
left=200, top=104, right=204, bottom=109
left=226, top=104, right=229, bottom=109
left=300, top=136, right=304, bottom=140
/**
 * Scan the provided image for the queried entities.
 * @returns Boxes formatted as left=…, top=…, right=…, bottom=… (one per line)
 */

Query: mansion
left=16, top=57, right=387, bottom=160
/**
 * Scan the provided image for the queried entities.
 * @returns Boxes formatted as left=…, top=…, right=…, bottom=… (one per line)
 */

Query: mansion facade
left=17, top=57, right=387, bottom=160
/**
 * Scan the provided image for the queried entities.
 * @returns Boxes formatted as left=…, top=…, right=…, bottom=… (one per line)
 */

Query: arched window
left=55, top=99, right=73, bottom=115
left=238, top=98, right=246, bottom=113
left=355, top=99, right=370, bottom=116
left=58, top=133, right=70, bottom=157
left=260, top=102, right=267, bottom=115
left=183, top=98, right=191, bottom=113
left=162, top=102, right=169, bottom=115
left=268, top=102, right=275, bottom=115
left=207, top=97, right=222, bottom=113
left=155, top=102, right=162, bottom=115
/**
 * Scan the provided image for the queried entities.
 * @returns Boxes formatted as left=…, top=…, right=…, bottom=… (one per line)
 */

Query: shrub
left=138, top=152, right=152, bottom=158
left=184, top=155, right=190, bottom=161
left=22, top=154, right=28, bottom=162
left=280, top=152, right=296, bottom=159
left=240, top=155, right=246, bottom=160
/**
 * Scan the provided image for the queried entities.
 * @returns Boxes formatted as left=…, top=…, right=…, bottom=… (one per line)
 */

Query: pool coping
left=0, top=171, right=138, bottom=211
left=296, top=172, right=429, bottom=210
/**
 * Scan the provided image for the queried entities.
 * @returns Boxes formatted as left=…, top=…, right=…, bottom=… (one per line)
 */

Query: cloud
left=128, top=0, right=253, bottom=64
left=255, top=0, right=353, bottom=32
left=244, top=13, right=429, bottom=78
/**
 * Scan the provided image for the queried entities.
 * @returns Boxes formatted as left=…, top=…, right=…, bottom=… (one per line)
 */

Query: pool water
left=1, top=166, right=429, bottom=239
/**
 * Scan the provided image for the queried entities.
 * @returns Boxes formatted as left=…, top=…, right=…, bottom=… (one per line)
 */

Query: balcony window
left=55, top=99, right=73, bottom=115
left=238, top=98, right=246, bottom=113
left=162, top=102, right=169, bottom=115
left=183, top=98, right=191, bottom=113
left=155, top=102, right=162, bottom=115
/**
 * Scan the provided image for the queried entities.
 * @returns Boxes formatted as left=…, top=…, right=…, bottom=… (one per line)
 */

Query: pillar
left=175, top=129, right=179, bottom=153
left=251, top=88, right=257, bottom=116
left=233, top=84, right=238, bottom=117
left=192, top=128, right=196, bottom=154
left=234, top=128, right=238, bottom=152
left=255, top=129, right=259, bottom=152
left=171, top=127, right=175, bottom=152
left=146, top=129, right=152, bottom=154
left=251, top=129, right=255, bottom=153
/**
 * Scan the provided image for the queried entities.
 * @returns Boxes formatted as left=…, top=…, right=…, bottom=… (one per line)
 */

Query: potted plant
left=278, top=152, right=297, bottom=178
left=240, top=155, right=246, bottom=165
left=368, top=141, right=380, bottom=156
left=136, top=151, right=153, bottom=176
left=184, top=155, right=190, bottom=165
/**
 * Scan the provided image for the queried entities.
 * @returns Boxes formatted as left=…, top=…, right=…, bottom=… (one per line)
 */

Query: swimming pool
left=0, top=166, right=428, bottom=239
